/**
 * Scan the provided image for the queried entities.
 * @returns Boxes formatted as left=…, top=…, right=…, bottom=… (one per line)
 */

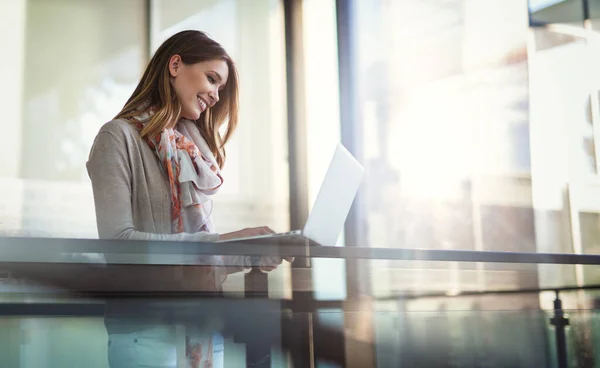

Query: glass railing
left=2, top=236, right=600, bottom=367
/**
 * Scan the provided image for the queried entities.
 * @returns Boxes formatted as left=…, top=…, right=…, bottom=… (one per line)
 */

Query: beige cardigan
left=87, top=119, right=219, bottom=243
left=87, top=119, right=253, bottom=294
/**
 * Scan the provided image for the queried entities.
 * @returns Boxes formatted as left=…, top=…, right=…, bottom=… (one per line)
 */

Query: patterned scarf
left=131, top=110, right=223, bottom=234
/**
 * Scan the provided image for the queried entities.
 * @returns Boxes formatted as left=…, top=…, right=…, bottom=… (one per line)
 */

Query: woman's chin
left=181, top=109, right=201, bottom=121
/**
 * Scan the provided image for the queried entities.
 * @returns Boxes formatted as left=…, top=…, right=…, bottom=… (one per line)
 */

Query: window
left=354, top=0, right=532, bottom=251
left=11, top=0, right=146, bottom=238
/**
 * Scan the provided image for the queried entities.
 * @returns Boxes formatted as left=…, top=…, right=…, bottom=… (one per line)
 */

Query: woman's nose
left=209, top=90, right=219, bottom=105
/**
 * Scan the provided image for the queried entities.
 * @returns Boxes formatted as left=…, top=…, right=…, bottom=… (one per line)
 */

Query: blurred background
left=3, top=0, right=600, bottom=366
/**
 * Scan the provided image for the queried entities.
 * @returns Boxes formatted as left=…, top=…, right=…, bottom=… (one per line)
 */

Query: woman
left=87, top=30, right=288, bottom=367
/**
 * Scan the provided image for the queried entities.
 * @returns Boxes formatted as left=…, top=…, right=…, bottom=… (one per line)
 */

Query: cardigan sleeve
left=86, top=124, right=219, bottom=243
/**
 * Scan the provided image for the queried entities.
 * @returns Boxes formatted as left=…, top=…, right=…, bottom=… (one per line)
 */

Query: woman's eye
left=207, top=75, right=216, bottom=84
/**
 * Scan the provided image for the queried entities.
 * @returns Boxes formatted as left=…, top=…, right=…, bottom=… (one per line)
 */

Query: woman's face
left=169, top=56, right=229, bottom=120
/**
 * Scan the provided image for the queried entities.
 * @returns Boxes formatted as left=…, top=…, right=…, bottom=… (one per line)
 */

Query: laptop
left=220, top=143, right=364, bottom=246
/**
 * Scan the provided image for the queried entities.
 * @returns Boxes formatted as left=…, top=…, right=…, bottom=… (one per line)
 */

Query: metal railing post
left=550, top=290, right=569, bottom=368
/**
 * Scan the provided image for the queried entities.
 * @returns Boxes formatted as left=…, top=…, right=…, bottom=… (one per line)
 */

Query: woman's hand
left=218, top=226, right=275, bottom=241
left=218, top=226, right=294, bottom=271
left=258, top=256, right=283, bottom=272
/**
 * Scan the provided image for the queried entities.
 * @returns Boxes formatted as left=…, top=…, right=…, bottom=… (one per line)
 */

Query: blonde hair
left=115, top=30, right=239, bottom=168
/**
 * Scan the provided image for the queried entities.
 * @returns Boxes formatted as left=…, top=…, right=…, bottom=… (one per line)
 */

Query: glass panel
left=2, top=300, right=600, bottom=367
left=2, top=0, right=146, bottom=239
left=1, top=237, right=600, bottom=367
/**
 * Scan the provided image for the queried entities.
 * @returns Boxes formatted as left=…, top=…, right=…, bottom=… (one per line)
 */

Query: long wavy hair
left=115, top=30, right=239, bottom=168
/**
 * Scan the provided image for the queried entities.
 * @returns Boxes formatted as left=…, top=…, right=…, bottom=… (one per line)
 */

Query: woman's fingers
left=259, top=226, right=275, bottom=235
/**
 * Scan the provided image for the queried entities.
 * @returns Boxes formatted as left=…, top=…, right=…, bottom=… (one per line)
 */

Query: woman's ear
left=168, top=55, right=182, bottom=77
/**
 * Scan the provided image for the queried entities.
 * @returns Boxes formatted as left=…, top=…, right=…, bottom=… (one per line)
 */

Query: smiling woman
left=86, top=30, right=291, bottom=368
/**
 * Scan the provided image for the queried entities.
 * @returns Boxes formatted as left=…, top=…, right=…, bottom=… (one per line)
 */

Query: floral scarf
left=131, top=110, right=223, bottom=234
